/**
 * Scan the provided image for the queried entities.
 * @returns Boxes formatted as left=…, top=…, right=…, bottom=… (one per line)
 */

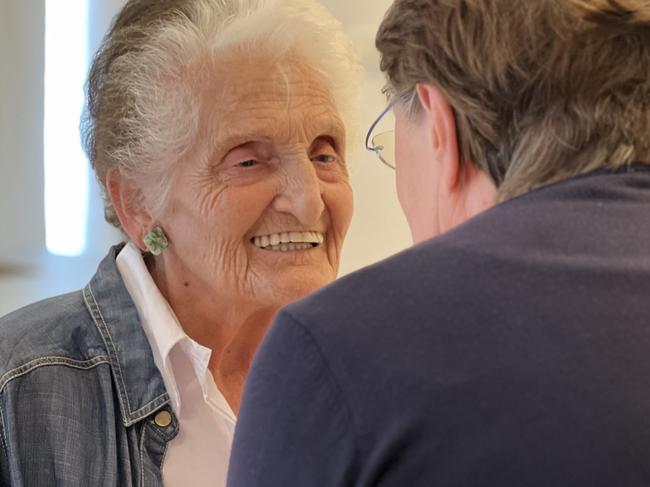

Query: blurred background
left=0, top=0, right=410, bottom=316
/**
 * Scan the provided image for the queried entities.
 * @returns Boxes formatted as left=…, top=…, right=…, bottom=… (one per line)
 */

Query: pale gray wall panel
left=0, top=0, right=46, bottom=261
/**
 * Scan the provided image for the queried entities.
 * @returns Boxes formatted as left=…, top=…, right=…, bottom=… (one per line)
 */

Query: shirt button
left=154, top=410, right=172, bottom=428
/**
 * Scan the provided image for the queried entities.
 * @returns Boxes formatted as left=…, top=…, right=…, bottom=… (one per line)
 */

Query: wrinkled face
left=155, top=53, right=353, bottom=307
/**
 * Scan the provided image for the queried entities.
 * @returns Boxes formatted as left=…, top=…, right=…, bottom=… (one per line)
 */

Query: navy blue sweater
left=229, top=166, right=650, bottom=487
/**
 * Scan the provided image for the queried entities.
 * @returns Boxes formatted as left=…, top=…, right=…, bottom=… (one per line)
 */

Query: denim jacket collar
left=82, top=243, right=170, bottom=426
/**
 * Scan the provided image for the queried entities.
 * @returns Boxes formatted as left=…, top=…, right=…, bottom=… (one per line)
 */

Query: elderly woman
left=0, top=0, right=361, bottom=485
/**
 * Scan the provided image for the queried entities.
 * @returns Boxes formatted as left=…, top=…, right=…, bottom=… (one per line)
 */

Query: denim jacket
left=0, top=244, right=177, bottom=486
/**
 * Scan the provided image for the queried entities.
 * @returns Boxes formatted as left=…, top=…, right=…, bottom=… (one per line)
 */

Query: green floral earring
left=143, top=226, right=169, bottom=256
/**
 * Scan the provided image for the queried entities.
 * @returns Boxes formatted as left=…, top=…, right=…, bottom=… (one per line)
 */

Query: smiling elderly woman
left=0, top=1, right=361, bottom=486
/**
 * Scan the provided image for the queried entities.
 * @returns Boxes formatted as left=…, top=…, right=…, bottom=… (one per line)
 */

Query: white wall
left=324, top=0, right=412, bottom=273
left=0, top=0, right=411, bottom=316
left=0, top=0, right=124, bottom=315
left=0, top=0, right=46, bottom=262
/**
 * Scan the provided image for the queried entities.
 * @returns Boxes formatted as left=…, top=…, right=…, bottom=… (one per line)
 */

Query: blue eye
left=312, top=154, right=336, bottom=164
left=238, top=159, right=258, bottom=168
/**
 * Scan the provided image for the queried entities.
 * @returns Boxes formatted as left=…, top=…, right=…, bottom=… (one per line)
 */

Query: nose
left=272, top=156, right=325, bottom=226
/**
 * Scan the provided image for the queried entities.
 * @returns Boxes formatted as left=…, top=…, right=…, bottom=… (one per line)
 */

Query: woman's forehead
left=200, top=53, right=344, bottom=144
left=211, top=53, right=334, bottom=107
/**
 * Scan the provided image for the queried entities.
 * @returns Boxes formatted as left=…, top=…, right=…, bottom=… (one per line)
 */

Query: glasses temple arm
left=365, top=99, right=398, bottom=151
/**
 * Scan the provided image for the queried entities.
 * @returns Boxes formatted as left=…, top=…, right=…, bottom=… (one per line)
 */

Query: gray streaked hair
left=82, top=0, right=363, bottom=228
left=376, top=0, right=650, bottom=200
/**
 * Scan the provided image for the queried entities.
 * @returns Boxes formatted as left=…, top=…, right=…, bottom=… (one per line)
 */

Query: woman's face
left=153, top=54, right=353, bottom=308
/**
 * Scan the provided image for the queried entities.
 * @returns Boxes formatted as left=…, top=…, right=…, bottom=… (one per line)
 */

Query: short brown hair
left=376, top=0, right=650, bottom=199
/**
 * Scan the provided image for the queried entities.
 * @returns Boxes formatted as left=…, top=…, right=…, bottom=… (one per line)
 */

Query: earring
left=143, top=226, right=169, bottom=256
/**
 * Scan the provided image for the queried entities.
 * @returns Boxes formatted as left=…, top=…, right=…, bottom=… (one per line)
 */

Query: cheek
left=395, top=137, right=440, bottom=243
left=396, top=163, right=415, bottom=219
left=395, top=134, right=419, bottom=217
left=166, top=182, right=275, bottom=258
left=325, top=181, right=354, bottom=238
left=216, top=187, right=273, bottom=228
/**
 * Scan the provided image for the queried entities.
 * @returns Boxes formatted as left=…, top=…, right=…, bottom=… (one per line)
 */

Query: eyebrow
left=213, top=119, right=345, bottom=153
left=215, top=132, right=273, bottom=152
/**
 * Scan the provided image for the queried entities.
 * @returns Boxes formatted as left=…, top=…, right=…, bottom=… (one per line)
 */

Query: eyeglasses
left=365, top=99, right=397, bottom=169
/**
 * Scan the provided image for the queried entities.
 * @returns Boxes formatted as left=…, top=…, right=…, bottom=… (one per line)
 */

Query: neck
left=444, top=164, right=497, bottom=233
left=146, top=254, right=278, bottom=413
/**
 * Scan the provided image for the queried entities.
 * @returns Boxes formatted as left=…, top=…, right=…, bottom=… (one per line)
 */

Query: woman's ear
left=415, top=83, right=461, bottom=193
left=106, top=170, right=152, bottom=251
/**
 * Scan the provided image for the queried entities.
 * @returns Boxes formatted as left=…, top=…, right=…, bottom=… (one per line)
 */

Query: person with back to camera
left=228, top=0, right=650, bottom=486
left=0, top=0, right=362, bottom=485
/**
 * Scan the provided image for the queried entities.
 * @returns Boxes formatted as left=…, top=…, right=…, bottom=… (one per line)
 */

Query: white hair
left=82, top=0, right=364, bottom=228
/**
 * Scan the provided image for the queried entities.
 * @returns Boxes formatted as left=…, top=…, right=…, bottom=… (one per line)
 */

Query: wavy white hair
left=82, top=0, right=363, bottom=228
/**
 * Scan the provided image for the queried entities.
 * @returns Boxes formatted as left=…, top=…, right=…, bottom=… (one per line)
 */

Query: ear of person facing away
left=395, top=83, right=497, bottom=243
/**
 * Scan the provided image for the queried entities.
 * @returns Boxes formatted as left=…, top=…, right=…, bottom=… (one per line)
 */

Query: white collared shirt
left=116, top=242, right=237, bottom=487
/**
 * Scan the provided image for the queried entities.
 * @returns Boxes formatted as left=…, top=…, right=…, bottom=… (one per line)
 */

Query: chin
left=265, top=271, right=334, bottom=307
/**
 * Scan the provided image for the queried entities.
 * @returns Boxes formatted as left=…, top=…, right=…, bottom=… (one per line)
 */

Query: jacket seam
left=146, top=418, right=174, bottom=443
left=0, top=400, right=8, bottom=467
left=83, top=284, right=171, bottom=426
left=83, top=284, right=134, bottom=424
left=282, top=310, right=364, bottom=470
left=160, top=437, right=170, bottom=478
left=0, top=355, right=109, bottom=394
left=139, top=422, right=146, bottom=486
left=128, top=396, right=171, bottom=424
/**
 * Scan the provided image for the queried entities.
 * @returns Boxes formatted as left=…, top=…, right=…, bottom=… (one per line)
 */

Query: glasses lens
left=371, top=131, right=395, bottom=168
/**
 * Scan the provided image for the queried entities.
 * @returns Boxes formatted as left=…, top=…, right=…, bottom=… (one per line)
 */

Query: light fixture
left=43, top=0, right=89, bottom=256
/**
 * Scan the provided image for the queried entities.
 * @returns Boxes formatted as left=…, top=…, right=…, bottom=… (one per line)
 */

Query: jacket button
left=154, top=410, right=172, bottom=428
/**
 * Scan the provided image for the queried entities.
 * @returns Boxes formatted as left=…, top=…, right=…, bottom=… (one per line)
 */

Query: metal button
left=154, top=410, right=172, bottom=428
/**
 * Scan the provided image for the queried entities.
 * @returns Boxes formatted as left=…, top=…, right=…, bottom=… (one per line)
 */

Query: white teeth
left=263, top=242, right=313, bottom=251
left=252, top=231, right=325, bottom=249
left=301, top=231, right=319, bottom=243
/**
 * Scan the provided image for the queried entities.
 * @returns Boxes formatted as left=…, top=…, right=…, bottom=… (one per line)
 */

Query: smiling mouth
left=250, top=231, right=325, bottom=252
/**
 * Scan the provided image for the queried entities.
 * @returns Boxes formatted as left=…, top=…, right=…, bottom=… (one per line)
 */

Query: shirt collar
left=116, top=242, right=213, bottom=416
